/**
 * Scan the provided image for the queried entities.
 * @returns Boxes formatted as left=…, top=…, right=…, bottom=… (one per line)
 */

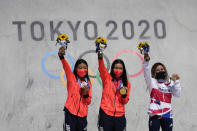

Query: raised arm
left=98, top=51, right=111, bottom=83
left=58, top=47, right=75, bottom=82
left=143, top=54, right=153, bottom=93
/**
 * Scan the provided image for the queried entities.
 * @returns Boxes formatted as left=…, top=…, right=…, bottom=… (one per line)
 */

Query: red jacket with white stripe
left=143, top=61, right=181, bottom=118
left=98, top=58, right=131, bottom=117
left=60, top=58, right=92, bottom=117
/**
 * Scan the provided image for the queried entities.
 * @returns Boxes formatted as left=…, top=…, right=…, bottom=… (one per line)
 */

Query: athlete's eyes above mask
left=114, top=63, right=123, bottom=70
left=155, top=65, right=165, bottom=73
left=77, top=63, right=87, bottom=70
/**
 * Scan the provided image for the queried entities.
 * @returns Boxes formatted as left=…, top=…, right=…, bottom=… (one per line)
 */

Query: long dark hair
left=110, top=59, right=128, bottom=87
left=73, top=59, right=90, bottom=81
left=151, top=62, right=169, bottom=81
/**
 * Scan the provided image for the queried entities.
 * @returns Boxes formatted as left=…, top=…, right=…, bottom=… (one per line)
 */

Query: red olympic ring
left=112, top=49, right=144, bottom=78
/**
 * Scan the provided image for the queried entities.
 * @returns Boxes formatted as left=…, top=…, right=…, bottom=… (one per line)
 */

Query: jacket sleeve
left=60, top=57, right=76, bottom=83
left=143, top=61, right=153, bottom=93
left=82, top=81, right=92, bottom=105
left=98, top=58, right=111, bottom=83
left=121, top=82, right=131, bottom=105
left=171, top=80, right=181, bottom=97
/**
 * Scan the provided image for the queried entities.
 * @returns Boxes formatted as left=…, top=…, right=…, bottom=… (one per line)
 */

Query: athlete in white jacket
left=143, top=54, right=181, bottom=131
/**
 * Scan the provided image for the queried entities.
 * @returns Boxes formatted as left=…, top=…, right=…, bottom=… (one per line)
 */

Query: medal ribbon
left=114, top=79, right=123, bottom=90
left=77, top=77, right=90, bottom=88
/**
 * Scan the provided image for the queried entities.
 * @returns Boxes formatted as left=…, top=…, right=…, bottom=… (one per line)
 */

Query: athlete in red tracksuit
left=143, top=53, right=181, bottom=131
left=97, top=51, right=131, bottom=131
left=58, top=47, right=92, bottom=131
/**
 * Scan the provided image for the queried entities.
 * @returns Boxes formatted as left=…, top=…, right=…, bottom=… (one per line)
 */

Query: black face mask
left=155, top=71, right=166, bottom=80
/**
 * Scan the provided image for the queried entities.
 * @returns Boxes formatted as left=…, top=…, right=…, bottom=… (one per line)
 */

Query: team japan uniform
left=97, top=58, right=131, bottom=131
left=59, top=56, right=92, bottom=131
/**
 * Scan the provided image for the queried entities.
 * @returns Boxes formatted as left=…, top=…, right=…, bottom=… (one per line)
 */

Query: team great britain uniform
left=144, top=61, right=181, bottom=131
left=60, top=56, right=92, bottom=131
left=98, top=58, right=131, bottom=131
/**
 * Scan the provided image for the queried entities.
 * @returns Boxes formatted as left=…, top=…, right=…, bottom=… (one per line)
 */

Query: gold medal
left=120, top=87, right=127, bottom=95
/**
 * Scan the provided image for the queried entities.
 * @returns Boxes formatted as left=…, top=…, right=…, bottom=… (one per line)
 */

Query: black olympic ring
left=78, top=50, right=110, bottom=78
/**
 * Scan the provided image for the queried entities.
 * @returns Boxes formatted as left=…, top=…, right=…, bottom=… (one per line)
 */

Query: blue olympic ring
left=41, top=50, right=75, bottom=79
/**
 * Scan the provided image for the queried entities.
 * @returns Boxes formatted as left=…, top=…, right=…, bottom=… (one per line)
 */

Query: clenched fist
left=58, top=47, right=65, bottom=56
left=81, top=86, right=89, bottom=96
left=144, top=53, right=150, bottom=62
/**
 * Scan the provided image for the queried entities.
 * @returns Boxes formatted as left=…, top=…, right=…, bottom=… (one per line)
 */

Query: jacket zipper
left=77, top=95, right=82, bottom=116
left=114, top=80, right=118, bottom=116
left=162, top=91, right=165, bottom=117
left=76, top=79, right=83, bottom=116
left=114, top=89, right=117, bottom=116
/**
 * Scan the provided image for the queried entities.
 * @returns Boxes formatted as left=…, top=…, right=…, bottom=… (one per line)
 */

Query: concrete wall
left=0, top=0, right=197, bottom=130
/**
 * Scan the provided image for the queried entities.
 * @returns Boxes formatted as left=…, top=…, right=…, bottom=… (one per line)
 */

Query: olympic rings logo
left=41, top=49, right=144, bottom=86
